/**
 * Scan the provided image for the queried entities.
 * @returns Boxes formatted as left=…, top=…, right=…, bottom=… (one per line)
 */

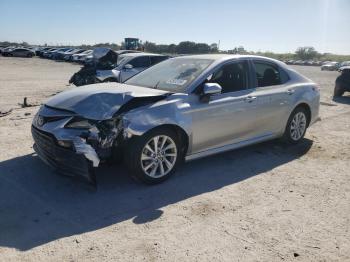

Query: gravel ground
left=0, top=57, right=349, bottom=262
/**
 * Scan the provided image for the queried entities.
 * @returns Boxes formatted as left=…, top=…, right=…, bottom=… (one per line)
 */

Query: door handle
left=245, top=96, right=257, bottom=103
left=286, top=89, right=295, bottom=95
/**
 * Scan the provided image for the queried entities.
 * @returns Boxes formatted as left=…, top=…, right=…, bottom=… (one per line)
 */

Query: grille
left=31, top=126, right=92, bottom=180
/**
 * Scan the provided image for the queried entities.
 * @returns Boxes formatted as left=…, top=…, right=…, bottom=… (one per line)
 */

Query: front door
left=190, top=60, right=261, bottom=153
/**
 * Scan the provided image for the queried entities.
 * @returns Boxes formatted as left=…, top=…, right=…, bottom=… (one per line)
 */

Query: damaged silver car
left=32, top=55, right=320, bottom=185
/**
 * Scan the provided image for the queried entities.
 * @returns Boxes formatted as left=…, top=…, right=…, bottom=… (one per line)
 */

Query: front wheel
left=283, top=107, right=309, bottom=144
left=124, top=128, right=182, bottom=184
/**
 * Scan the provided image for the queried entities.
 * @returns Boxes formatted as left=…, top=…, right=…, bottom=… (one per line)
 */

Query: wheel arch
left=139, top=124, right=190, bottom=156
left=292, top=102, right=312, bottom=126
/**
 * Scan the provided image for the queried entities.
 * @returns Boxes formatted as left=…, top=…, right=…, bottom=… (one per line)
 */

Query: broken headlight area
left=65, top=117, right=95, bottom=129
left=66, top=117, right=125, bottom=163
left=57, top=140, right=72, bottom=148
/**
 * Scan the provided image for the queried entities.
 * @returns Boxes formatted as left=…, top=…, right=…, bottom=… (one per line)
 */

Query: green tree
left=295, top=47, right=318, bottom=60
left=176, top=41, right=196, bottom=54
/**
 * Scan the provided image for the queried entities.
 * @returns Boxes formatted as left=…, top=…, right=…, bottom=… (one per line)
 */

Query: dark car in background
left=334, top=66, right=350, bottom=97
left=51, top=48, right=71, bottom=60
left=3, top=48, right=35, bottom=57
left=42, top=48, right=58, bottom=58
left=1, top=46, right=16, bottom=56
left=0, top=45, right=9, bottom=54
left=35, top=47, right=52, bottom=56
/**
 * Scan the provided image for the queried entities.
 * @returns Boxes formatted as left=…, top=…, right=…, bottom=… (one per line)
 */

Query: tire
left=333, top=84, right=344, bottom=97
left=283, top=107, right=309, bottom=144
left=124, top=128, right=182, bottom=184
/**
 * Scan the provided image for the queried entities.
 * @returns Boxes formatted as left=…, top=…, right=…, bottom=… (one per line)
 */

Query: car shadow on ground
left=0, top=139, right=313, bottom=251
left=332, top=95, right=350, bottom=105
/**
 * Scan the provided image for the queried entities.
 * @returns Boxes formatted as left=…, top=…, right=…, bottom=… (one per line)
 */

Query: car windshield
left=125, top=57, right=213, bottom=92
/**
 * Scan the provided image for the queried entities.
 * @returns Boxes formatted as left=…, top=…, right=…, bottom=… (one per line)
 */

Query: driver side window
left=208, top=61, right=249, bottom=94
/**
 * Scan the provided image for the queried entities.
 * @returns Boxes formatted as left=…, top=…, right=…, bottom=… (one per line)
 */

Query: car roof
left=120, top=52, right=167, bottom=58
left=174, top=54, right=286, bottom=65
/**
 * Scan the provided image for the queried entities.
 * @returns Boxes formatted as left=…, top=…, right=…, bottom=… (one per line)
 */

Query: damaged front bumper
left=32, top=126, right=98, bottom=184
left=31, top=110, right=129, bottom=186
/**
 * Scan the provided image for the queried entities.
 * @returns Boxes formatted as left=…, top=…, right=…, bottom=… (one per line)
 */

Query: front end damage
left=32, top=109, right=131, bottom=186
left=31, top=86, right=169, bottom=185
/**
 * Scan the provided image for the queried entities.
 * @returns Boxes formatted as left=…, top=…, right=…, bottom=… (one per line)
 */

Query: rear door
left=249, top=60, right=292, bottom=135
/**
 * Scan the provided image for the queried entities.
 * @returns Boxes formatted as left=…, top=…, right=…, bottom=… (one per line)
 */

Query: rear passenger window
left=129, top=56, right=150, bottom=68
left=254, top=61, right=288, bottom=87
left=280, top=68, right=290, bottom=84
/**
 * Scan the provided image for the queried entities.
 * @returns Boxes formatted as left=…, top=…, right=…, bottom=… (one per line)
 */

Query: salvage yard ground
left=0, top=57, right=350, bottom=261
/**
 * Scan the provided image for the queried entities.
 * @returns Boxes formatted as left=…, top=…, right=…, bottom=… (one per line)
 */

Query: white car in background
left=95, top=53, right=169, bottom=83
left=321, top=61, right=339, bottom=71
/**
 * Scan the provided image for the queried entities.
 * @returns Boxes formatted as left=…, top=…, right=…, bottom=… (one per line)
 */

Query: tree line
left=1, top=40, right=349, bottom=62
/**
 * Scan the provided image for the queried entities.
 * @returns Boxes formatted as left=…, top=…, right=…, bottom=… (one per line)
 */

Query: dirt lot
left=0, top=57, right=350, bottom=262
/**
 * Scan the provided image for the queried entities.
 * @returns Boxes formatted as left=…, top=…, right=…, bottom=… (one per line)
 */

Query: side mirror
left=124, top=64, right=133, bottom=70
left=203, top=83, right=222, bottom=95
left=200, top=83, right=222, bottom=102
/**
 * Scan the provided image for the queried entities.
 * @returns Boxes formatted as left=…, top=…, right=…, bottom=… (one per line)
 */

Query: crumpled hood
left=45, top=83, right=169, bottom=120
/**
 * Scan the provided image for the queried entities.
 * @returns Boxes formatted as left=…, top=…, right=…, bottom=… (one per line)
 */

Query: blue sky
left=0, top=0, right=349, bottom=54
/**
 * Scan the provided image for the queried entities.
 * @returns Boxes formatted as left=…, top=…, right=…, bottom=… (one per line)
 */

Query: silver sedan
left=31, top=55, right=320, bottom=185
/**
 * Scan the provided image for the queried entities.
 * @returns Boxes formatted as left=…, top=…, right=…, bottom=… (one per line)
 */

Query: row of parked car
left=36, top=47, right=94, bottom=63
left=0, top=46, right=94, bottom=64
left=284, top=59, right=350, bottom=71
left=0, top=45, right=171, bottom=85
left=284, top=60, right=324, bottom=66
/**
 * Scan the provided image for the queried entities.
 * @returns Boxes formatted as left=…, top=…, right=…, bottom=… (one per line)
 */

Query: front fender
left=122, top=96, right=193, bottom=147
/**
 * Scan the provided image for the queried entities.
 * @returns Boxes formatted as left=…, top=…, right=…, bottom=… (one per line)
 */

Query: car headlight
left=66, top=118, right=94, bottom=129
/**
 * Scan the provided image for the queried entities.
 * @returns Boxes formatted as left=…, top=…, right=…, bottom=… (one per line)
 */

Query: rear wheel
left=124, top=128, right=182, bottom=184
left=283, top=107, right=309, bottom=144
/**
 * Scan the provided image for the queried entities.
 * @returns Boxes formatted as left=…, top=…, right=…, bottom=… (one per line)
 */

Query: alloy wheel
left=140, top=135, right=177, bottom=178
left=290, top=112, right=307, bottom=141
